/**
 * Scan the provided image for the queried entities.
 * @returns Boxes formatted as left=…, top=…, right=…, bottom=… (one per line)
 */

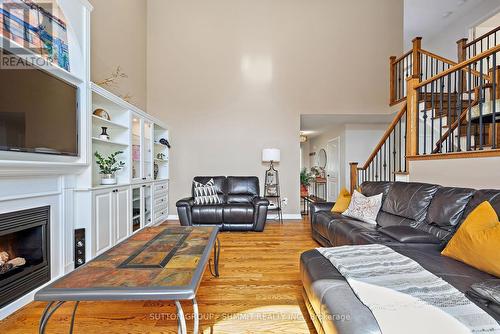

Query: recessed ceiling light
left=442, top=11, right=453, bottom=18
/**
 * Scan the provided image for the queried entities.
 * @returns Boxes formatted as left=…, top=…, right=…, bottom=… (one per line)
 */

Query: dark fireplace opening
left=0, top=206, right=50, bottom=308
left=0, top=225, right=44, bottom=279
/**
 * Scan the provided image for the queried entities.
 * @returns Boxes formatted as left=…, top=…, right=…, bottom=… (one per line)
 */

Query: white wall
left=343, top=124, right=388, bottom=187
left=147, top=0, right=403, bottom=216
left=423, top=1, right=500, bottom=60
left=409, top=157, right=500, bottom=189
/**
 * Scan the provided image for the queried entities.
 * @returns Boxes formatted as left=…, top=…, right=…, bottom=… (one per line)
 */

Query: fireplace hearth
left=0, top=206, right=50, bottom=308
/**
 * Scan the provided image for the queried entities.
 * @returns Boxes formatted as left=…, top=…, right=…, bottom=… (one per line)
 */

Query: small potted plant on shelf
left=300, top=168, right=314, bottom=197
left=95, top=151, right=125, bottom=185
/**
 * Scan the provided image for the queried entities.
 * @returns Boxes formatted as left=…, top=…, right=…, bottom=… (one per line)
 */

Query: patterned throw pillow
left=193, top=179, right=222, bottom=205
left=342, top=190, right=383, bottom=225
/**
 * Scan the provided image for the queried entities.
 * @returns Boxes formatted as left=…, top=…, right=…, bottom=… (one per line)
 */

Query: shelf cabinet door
left=115, top=187, right=131, bottom=243
left=93, top=189, right=114, bottom=256
left=143, top=184, right=153, bottom=227
left=131, top=186, right=142, bottom=233
left=143, top=121, right=153, bottom=181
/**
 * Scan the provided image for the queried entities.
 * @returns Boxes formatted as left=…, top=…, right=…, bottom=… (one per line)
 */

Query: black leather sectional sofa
left=176, top=176, right=269, bottom=231
left=302, top=181, right=500, bottom=334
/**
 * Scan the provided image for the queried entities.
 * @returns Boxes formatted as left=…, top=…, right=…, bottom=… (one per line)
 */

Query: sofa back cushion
left=192, top=176, right=227, bottom=203
left=415, top=187, right=475, bottom=241
left=227, top=176, right=259, bottom=204
left=378, top=182, right=440, bottom=227
left=360, top=181, right=392, bottom=200
left=460, top=190, right=500, bottom=225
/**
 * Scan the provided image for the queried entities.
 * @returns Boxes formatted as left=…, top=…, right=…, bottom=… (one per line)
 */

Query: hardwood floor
left=0, top=218, right=319, bottom=333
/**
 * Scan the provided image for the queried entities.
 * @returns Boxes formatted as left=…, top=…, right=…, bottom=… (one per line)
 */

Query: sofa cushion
left=381, top=182, right=440, bottom=224
left=379, top=226, right=440, bottom=244
left=313, top=211, right=344, bottom=239
left=360, top=181, right=392, bottom=201
left=460, top=190, right=500, bottom=226
left=300, top=250, right=382, bottom=334
left=342, top=190, right=383, bottom=225
left=193, top=178, right=222, bottom=205
left=328, top=218, right=378, bottom=246
left=425, top=187, right=475, bottom=227
left=192, top=205, right=223, bottom=224
left=223, top=203, right=254, bottom=224
left=414, top=187, right=475, bottom=242
left=227, top=176, right=259, bottom=204
left=442, top=201, right=500, bottom=277
left=192, top=176, right=227, bottom=202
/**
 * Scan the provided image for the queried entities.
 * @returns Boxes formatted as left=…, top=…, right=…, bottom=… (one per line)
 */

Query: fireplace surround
left=0, top=206, right=50, bottom=309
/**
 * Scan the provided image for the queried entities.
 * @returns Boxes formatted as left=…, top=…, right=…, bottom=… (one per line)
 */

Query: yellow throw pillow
left=332, top=188, right=352, bottom=213
left=442, top=201, right=500, bottom=277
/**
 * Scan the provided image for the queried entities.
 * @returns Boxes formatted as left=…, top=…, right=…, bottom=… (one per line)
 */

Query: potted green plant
left=95, top=151, right=125, bottom=185
left=300, top=168, right=314, bottom=196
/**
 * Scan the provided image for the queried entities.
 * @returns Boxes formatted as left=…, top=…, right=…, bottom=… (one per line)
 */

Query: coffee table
left=35, top=225, right=220, bottom=334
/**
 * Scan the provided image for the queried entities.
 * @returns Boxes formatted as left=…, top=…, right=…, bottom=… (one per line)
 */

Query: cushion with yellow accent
left=332, top=188, right=351, bottom=213
left=442, top=201, right=500, bottom=278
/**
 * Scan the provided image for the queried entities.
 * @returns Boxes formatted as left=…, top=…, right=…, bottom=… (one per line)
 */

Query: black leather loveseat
left=176, top=176, right=269, bottom=231
left=302, top=181, right=500, bottom=334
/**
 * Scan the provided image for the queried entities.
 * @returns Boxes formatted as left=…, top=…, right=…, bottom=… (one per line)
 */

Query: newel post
left=457, top=38, right=468, bottom=63
left=349, top=162, right=359, bottom=194
left=389, top=56, right=397, bottom=104
left=406, top=76, right=420, bottom=168
left=457, top=38, right=468, bottom=91
left=412, top=37, right=422, bottom=78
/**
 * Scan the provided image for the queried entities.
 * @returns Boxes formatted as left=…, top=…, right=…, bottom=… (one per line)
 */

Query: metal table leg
left=39, top=301, right=65, bottom=334
left=175, top=300, right=187, bottom=334
left=209, top=237, right=220, bottom=277
left=192, top=298, right=199, bottom=334
left=39, top=301, right=79, bottom=334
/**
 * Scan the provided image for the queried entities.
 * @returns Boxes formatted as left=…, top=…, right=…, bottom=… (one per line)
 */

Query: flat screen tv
left=0, top=51, right=78, bottom=156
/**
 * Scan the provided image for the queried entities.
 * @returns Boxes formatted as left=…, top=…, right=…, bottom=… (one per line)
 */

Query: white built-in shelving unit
left=0, top=0, right=170, bottom=319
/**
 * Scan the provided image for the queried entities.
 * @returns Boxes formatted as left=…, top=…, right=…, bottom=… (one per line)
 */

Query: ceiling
left=404, top=0, right=485, bottom=47
left=300, top=113, right=395, bottom=138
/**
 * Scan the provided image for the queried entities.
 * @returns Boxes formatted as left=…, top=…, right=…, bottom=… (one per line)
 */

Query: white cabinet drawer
left=155, top=201, right=168, bottom=213
left=155, top=208, right=168, bottom=220
left=154, top=182, right=168, bottom=193
left=154, top=196, right=168, bottom=207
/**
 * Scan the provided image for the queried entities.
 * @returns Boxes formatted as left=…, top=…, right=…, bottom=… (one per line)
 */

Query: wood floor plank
left=0, top=219, right=319, bottom=333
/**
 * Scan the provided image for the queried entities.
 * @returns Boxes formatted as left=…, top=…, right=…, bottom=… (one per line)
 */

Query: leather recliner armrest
left=176, top=197, right=194, bottom=227
left=310, top=202, right=335, bottom=214
left=176, top=197, right=195, bottom=208
left=379, top=225, right=441, bottom=244
left=252, top=197, right=269, bottom=232
left=252, top=197, right=270, bottom=207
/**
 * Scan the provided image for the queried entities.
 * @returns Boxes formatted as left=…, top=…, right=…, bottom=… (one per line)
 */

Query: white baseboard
left=267, top=213, right=302, bottom=220
left=169, top=213, right=302, bottom=221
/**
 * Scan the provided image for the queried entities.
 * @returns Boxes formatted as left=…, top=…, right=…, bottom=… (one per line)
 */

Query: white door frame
left=326, top=137, right=341, bottom=202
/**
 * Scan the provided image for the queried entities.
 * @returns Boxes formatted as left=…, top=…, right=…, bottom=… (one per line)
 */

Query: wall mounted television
left=0, top=50, right=79, bottom=156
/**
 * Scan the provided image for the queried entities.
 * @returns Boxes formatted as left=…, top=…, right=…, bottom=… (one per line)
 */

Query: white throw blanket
left=317, top=244, right=500, bottom=334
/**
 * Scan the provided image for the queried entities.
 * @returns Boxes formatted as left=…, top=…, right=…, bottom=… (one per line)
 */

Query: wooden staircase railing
left=349, top=102, right=407, bottom=193
left=351, top=26, right=500, bottom=192
left=458, top=26, right=500, bottom=62
left=412, top=44, right=500, bottom=158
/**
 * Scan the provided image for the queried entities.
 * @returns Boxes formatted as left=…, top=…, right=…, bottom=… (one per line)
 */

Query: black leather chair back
left=227, top=176, right=259, bottom=204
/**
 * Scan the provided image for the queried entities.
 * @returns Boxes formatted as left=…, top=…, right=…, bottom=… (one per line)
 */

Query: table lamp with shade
left=262, top=148, right=283, bottom=223
left=262, top=148, right=280, bottom=195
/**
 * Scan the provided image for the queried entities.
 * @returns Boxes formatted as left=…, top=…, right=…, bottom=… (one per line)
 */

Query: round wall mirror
left=318, top=149, right=327, bottom=169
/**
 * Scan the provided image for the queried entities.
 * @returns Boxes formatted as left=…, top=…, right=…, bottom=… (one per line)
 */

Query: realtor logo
left=0, top=0, right=69, bottom=70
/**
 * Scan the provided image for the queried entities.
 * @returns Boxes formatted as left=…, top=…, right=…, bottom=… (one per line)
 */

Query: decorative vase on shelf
left=99, top=127, right=110, bottom=141
left=101, top=173, right=117, bottom=185
left=154, top=163, right=159, bottom=180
